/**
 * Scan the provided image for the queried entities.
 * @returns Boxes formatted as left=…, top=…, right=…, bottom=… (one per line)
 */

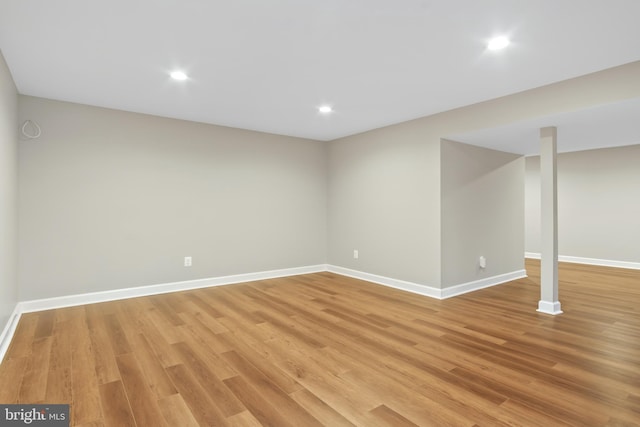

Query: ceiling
left=1, top=0, right=640, bottom=142
left=449, top=98, right=640, bottom=156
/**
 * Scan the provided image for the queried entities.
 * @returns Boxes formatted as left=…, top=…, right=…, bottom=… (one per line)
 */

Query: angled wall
left=0, top=51, right=18, bottom=332
left=441, top=139, right=524, bottom=288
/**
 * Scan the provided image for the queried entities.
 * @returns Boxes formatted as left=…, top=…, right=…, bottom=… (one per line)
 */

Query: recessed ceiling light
left=170, top=71, right=188, bottom=80
left=318, top=105, right=333, bottom=114
left=487, top=36, right=510, bottom=51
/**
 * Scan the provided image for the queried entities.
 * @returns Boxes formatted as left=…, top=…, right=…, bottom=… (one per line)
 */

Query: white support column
left=538, top=126, right=562, bottom=315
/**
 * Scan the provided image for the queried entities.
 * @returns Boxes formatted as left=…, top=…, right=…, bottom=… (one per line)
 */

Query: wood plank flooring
left=1, top=260, right=639, bottom=426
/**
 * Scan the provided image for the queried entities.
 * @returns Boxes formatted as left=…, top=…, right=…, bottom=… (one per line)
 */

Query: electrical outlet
left=353, top=249, right=359, bottom=259
left=479, top=256, right=486, bottom=269
left=184, top=256, right=192, bottom=267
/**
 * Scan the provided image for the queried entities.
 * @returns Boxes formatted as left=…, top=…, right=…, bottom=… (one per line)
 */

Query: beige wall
left=0, top=51, right=18, bottom=327
left=13, top=60, right=640, bottom=302
left=525, top=144, right=640, bottom=263
left=328, top=61, right=640, bottom=288
left=328, top=121, right=442, bottom=286
left=441, top=140, right=523, bottom=287
left=18, top=96, right=327, bottom=300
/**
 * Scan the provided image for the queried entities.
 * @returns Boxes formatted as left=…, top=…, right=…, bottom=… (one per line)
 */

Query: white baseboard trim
left=525, top=252, right=640, bottom=270
left=537, top=300, right=563, bottom=315
left=327, top=265, right=526, bottom=300
left=1, top=263, right=528, bottom=363
left=440, top=270, right=528, bottom=299
left=0, top=304, right=22, bottom=364
left=1, top=265, right=325, bottom=364
left=327, top=265, right=441, bottom=299
left=19, top=264, right=328, bottom=314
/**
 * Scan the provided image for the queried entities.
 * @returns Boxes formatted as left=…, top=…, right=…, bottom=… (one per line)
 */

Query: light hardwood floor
left=1, top=260, right=639, bottom=426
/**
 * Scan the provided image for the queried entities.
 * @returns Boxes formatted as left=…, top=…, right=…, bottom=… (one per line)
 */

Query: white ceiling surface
left=448, top=98, right=640, bottom=156
left=1, top=1, right=640, bottom=141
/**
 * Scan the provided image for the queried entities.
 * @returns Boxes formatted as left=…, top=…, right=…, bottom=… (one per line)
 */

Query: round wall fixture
left=21, top=120, right=42, bottom=139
